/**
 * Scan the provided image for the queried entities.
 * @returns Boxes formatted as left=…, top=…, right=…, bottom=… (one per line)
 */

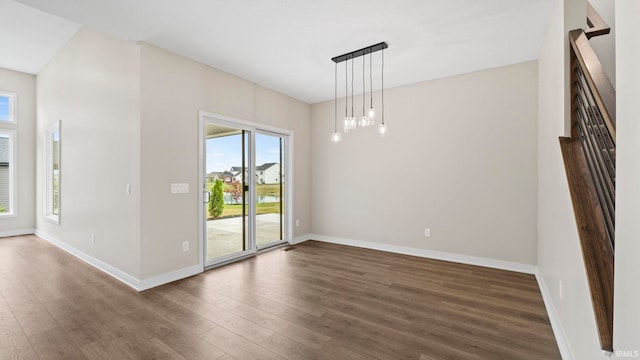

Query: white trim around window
left=0, top=129, right=16, bottom=217
left=44, top=121, right=61, bottom=224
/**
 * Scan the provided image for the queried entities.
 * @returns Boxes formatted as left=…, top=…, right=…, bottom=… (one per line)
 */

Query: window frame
left=0, top=129, right=16, bottom=218
left=44, top=121, right=61, bottom=224
left=0, top=91, right=16, bottom=124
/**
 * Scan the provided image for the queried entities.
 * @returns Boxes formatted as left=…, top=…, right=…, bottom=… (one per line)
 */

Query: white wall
left=537, top=0, right=609, bottom=358
left=0, top=68, right=36, bottom=236
left=36, top=28, right=141, bottom=278
left=311, top=61, right=538, bottom=265
left=614, top=0, right=640, bottom=354
left=139, top=43, right=311, bottom=279
left=589, top=0, right=616, bottom=88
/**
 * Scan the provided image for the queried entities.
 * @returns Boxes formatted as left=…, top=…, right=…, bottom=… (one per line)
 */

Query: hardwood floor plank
left=260, top=333, right=322, bottom=359
left=151, top=330, right=226, bottom=360
left=316, top=339, right=371, bottom=360
left=176, top=286, right=332, bottom=350
left=29, top=327, right=88, bottom=360
left=201, top=326, right=285, bottom=360
left=81, top=335, right=185, bottom=360
left=0, top=323, right=39, bottom=360
left=155, top=287, right=275, bottom=343
left=142, top=292, right=217, bottom=335
left=7, top=297, right=59, bottom=337
left=0, top=295, right=39, bottom=360
left=219, top=354, right=239, bottom=360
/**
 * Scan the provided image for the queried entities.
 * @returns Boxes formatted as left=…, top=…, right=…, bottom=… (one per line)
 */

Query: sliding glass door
left=255, top=131, right=286, bottom=249
left=201, top=117, right=289, bottom=268
left=204, top=122, right=254, bottom=267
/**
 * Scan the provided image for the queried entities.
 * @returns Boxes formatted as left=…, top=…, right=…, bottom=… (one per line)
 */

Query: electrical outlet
left=296, top=219, right=300, bottom=227
left=182, top=241, right=189, bottom=252
left=91, top=233, right=95, bottom=243
left=424, top=228, right=431, bottom=238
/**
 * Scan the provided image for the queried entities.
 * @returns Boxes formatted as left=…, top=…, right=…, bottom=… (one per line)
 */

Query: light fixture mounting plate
left=331, top=42, right=388, bottom=63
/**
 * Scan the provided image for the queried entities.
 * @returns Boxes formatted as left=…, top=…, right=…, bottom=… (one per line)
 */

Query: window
left=0, top=130, right=15, bottom=216
left=0, top=92, right=16, bottom=123
left=45, top=121, right=61, bottom=223
left=0, top=91, right=16, bottom=217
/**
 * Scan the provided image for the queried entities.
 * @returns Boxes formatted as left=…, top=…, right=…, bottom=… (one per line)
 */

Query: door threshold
left=204, top=252, right=256, bottom=271
left=257, top=241, right=289, bottom=253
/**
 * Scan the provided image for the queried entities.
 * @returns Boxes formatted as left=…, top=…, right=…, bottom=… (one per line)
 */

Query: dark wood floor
left=0, top=235, right=560, bottom=359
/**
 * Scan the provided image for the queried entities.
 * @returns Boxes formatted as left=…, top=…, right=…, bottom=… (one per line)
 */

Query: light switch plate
left=171, top=183, right=189, bottom=194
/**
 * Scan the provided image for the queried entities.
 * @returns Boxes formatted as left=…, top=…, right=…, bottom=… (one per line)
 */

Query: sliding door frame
left=255, top=129, right=289, bottom=250
left=198, top=111, right=294, bottom=271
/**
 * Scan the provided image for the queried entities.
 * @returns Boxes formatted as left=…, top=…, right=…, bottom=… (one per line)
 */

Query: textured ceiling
left=9, top=0, right=554, bottom=104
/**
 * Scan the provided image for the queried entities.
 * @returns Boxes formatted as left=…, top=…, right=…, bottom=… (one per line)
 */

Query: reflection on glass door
left=204, top=123, right=253, bottom=265
left=255, top=132, right=285, bottom=248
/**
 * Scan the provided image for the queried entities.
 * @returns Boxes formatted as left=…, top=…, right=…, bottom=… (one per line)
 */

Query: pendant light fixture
left=378, top=47, right=386, bottom=136
left=349, top=58, right=356, bottom=130
left=343, top=60, right=350, bottom=134
left=331, top=62, right=341, bottom=142
left=368, top=51, right=375, bottom=122
left=359, top=55, right=369, bottom=127
left=331, top=42, right=387, bottom=141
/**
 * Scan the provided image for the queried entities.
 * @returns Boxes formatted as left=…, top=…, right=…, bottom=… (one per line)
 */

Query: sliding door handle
left=204, top=191, right=211, bottom=204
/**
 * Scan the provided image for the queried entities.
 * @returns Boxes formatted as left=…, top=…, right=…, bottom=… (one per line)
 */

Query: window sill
left=44, top=215, right=60, bottom=225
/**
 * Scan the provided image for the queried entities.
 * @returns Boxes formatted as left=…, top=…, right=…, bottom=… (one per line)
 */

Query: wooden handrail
left=560, top=137, right=614, bottom=352
left=566, top=9, right=616, bottom=351
left=585, top=2, right=611, bottom=39
left=569, top=30, right=616, bottom=143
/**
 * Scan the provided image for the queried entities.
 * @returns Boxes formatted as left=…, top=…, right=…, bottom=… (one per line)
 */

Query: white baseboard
left=35, top=230, right=202, bottom=292
left=535, top=270, right=573, bottom=360
left=137, top=264, right=202, bottom=291
left=292, top=234, right=312, bottom=245
left=308, top=234, right=537, bottom=274
left=36, top=230, right=141, bottom=291
left=0, top=228, right=36, bottom=238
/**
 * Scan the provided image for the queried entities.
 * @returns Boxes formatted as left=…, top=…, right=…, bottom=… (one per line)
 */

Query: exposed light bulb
left=331, top=132, right=342, bottom=143
left=350, top=116, right=357, bottom=129
left=368, top=107, right=376, bottom=119
left=343, top=117, right=350, bottom=133
left=359, top=116, right=369, bottom=127
left=378, top=123, right=387, bottom=135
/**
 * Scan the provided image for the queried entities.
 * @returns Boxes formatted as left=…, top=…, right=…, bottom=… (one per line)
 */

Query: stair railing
left=569, top=29, right=616, bottom=250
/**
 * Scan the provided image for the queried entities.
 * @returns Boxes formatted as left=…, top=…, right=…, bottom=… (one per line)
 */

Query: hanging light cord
left=370, top=52, right=373, bottom=108
left=334, top=62, right=337, bottom=133
left=351, top=58, right=354, bottom=117
left=344, top=60, right=348, bottom=118
left=382, top=48, right=385, bottom=125
left=362, top=55, right=365, bottom=116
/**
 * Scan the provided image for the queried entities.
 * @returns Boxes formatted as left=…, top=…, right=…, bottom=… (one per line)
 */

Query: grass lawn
left=205, top=181, right=282, bottom=219
left=208, top=202, right=281, bottom=219
left=205, top=181, right=281, bottom=197
left=255, top=184, right=281, bottom=197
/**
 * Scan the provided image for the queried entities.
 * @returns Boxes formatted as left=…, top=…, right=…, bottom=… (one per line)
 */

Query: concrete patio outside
left=206, top=213, right=283, bottom=260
